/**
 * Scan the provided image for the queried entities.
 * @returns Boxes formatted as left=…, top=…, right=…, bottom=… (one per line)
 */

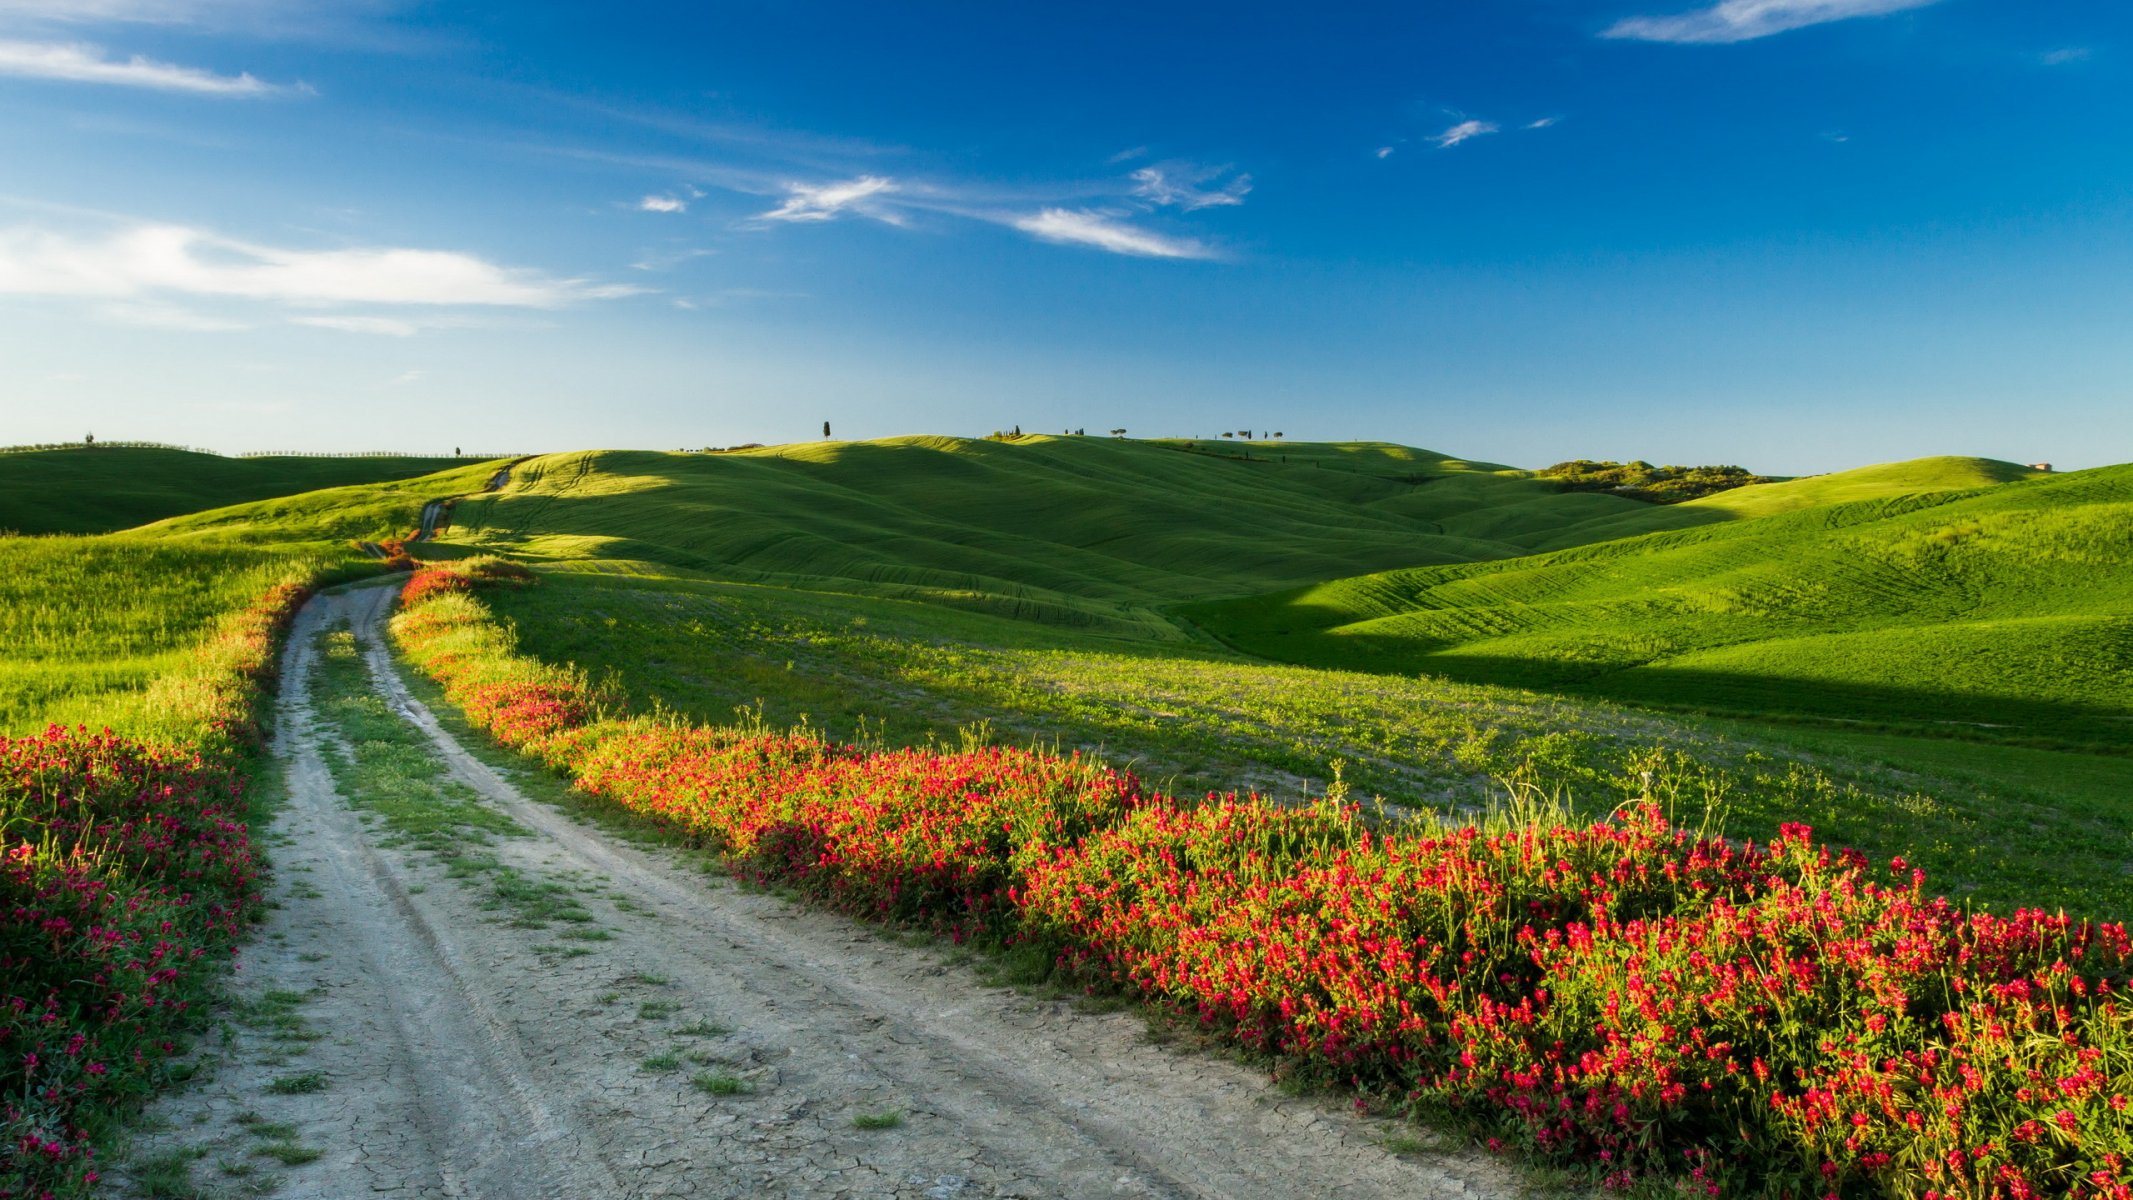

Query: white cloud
left=291, top=314, right=417, bottom=335
left=1603, top=0, right=1941, bottom=45
left=97, top=301, right=248, bottom=331
left=0, top=0, right=284, bottom=23
left=0, top=39, right=287, bottom=93
left=1129, top=165, right=1251, bottom=211
left=638, top=194, right=686, bottom=214
left=2042, top=47, right=2091, bottom=66
left=1010, top=209, right=1213, bottom=260
left=386, top=369, right=423, bottom=386
left=0, top=222, right=636, bottom=307
left=1526, top=116, right=1561, bottom=130
left=1375, top=146, right=1395, bottom=159
left=759, top=175, right=897, bottom=223
left=1430, top=119, right=1499, bottom=149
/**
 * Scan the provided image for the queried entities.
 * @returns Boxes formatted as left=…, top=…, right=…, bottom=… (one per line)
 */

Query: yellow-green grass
left=426, top=436, right=1726, bottom=638
left=144, top=456, right=514, bottom=549
left=0, top=446, right=471, bottom=535
left=469, top=564, right=2133, bottom=916
left=1187, top=460, right=2133, bottom=746
left=0, top=536, right=348, bottom=740
left=1678, top=454, right=2042, bottom=518
left=0, top=457, right=515, bottom=741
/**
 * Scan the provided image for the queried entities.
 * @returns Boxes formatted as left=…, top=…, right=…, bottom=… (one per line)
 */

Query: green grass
left=690, top=1071, right=751, bottom=1096
left=431, top=437, right=1726, bottom=636
left=0, top=445, right=476, bottom=535
left=1188, top=461, right=2133, bottom=747
left=850, top=1110, right=902, bottom=1130
left=474, top=565, right=2133, bottom=915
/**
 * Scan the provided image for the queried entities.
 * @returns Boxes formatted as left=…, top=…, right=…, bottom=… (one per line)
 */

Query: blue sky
left=0, top=0, right=2126, bottom=472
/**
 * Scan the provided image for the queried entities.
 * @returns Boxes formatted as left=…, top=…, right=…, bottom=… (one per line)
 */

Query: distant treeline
left=0, top=440, right=218, bottom=456
left=238, top=451, right=523, bottom=459
left=0, top=443, right=518, bottom=460
left=1538, top=459, right=1776, bottom=504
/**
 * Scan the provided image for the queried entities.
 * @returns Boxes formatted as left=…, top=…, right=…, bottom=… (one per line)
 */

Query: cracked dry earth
left=118, top=584, right=1524, bottom=1200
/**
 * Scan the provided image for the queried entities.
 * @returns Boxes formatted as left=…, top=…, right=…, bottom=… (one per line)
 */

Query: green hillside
left=1680, top=455, right=2042, bottom=519
left=1187, top=460, right=2133, bottom=745
left=0, top=445, right=471, bottom=534
left=422, top=436, right=1714, bottom=636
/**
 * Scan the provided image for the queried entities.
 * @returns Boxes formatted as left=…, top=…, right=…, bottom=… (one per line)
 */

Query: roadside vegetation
left=0, top=579, right=312, bottom=1195
left=394, top=561, right=2133, bottom=1200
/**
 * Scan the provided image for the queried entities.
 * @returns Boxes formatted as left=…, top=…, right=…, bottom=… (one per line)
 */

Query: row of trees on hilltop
left=1538, top=459, right=1776, bottom=504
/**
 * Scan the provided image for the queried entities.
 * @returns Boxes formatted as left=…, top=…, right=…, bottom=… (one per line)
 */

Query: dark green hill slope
left=429, top=437, right=1718, bottom=636
left=1187, top=460, right=2133, bottom=745
left=0, top=446, right=470, bottom=534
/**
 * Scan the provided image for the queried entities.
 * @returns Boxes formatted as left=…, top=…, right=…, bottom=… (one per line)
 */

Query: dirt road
left=119, top=584, right=1521, bottom=1199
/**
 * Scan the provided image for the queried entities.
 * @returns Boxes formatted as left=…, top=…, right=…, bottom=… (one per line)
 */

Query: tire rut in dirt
left=352, top=585, right=1520, bottom=1200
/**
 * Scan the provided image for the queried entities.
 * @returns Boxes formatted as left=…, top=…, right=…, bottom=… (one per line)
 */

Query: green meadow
left=1187, top=457, right=2132, bottom=747
left=5, top=434, right=2128, bottom=914
left=0, top=445, right=471, bottom=535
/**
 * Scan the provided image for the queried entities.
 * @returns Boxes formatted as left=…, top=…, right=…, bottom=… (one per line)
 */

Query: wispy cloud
left=1129, top=164, right=1251, bottom=211
left=291, top=314, right=418, bottom=335
left=1603, top=0, right=1941, bottom=45
left=637, top=194, right=687, bottom=214
left=629, top=246, right=714, bottom=272
left=97, top=301, right=248, bottom=331
left=1010, top=209, right=1213, bottom=260
left=1430, top=119, right=1499, bottom=149
left=0, top=38, right=291, bottom=93
left=0, top=0, right=288, bottom=24
left=759, top=175, right=898, bottom=223
left=0, top=222, right=637, bottom=307
left=1526, top=116, right=1561, bottom=130
left=2042, top=47, right=2091, bottom=66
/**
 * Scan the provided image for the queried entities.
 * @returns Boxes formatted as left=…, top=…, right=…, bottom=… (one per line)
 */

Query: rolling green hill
left=1187, top=460, right=2133, bottom=745
left=0, top=446, right=472, bottom=534
left=420, top=436, right=1719, bottom=636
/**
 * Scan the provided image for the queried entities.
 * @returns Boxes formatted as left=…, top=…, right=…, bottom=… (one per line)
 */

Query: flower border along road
left=392, top=561, right=2133, bottom=1200
left=1, top=579, right=316, bottom=1198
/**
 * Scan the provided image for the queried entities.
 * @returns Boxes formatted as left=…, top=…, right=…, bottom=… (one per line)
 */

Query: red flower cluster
left=394, top=567, right=2133, bottom=1199
left=0, top=580, right=308, bottom=1196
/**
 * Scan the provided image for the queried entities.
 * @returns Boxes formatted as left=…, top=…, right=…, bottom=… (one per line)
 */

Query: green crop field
left=0, top=445, right=474, bottom=535
left=1189, top=458, right=2132, bottom=746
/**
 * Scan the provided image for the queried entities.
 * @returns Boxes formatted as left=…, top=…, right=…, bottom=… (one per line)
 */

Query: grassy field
left=1189, top=459, right=2131, bottom=746
left=0, top=446, right=472, bottom=535
left=0, top=454, right=503, bottom=739
left=429, top=437, right=1728, bottom=635
left=475, top=566, right=2133, bottom=916
left=0, top=536, right=339, bottom=741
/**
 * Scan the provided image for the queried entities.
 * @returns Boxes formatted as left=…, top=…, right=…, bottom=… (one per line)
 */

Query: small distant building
left=2029, top=462, right=2053, bottom=472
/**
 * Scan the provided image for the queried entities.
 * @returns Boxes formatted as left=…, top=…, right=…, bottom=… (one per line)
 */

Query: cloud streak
left=1010, top=209, right=1213, bottom=260
left=1431, top=119, right=1499, bottom=149
left=1130, top=164, right=1250, bottom=211
left=0, top=38, right=289, bottom=92
left=760, top=175, right=898, bottom=223
left=637, top=194, right=686, bottom=214
left=1603, top=0, right=1941, bottom=45
left=0, top=223, right=635, bottom=307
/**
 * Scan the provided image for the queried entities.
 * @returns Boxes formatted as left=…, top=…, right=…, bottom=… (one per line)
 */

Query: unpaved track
left=125, top=584, right=1522, bottom=1199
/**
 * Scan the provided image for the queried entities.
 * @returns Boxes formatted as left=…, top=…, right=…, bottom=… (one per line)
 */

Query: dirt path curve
left=124, top=584, right=1523, bottom=1200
